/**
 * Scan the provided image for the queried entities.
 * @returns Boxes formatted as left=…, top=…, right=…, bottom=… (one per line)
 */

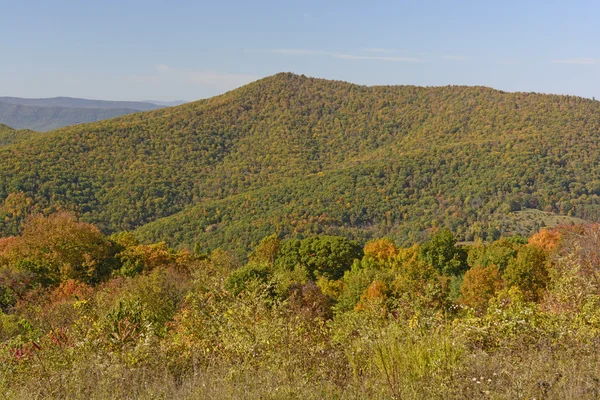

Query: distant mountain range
left=142, top=100, right=188, bottom=107
left=0, top=97, right=163, bottom=111
left=0, top=97, right=186, bottom=131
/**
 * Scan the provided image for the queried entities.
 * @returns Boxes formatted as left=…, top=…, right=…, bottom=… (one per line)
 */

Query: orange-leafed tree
left=3, top=212, right=117, bottom=285
left=355, top=279, right=390, bottom=314
left=528, top=228, right=562, bottom=253
left=458, top=265, right=503, bottom=313
left=364, top=238, right=399, bottom=264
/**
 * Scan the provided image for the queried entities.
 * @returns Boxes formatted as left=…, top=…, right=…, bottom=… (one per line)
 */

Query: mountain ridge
left=1, top=72, right=600, bottom=253
left=0, top=96, right=167, bottom=131
left=0, top=96, right=161, bottom=111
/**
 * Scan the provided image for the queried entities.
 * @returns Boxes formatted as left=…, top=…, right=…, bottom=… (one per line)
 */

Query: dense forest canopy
left=1, top=73, right=600, bottom=254
left=0, top=124, right=39, bottom=147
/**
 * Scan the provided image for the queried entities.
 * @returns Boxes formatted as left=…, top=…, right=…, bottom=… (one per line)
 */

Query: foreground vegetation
left=2, top=212, right=600, bottom=398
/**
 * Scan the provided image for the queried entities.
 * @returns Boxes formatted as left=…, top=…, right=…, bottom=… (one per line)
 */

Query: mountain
left=0, top=96, right=161, bottom=111
left=143, top=100, right=188, bottom=107
left=0, top=97, right=165, bottom=132
left=0, top=123, right=39, bottom=146
left=0, top=101, right=148, bottom=132
left=1, top=73, right=600, bottom=254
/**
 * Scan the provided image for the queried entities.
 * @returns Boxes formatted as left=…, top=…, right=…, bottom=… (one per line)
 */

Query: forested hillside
left=1, top=73, right=600, bottom=253
left=0, top=124, right=38, bottom=147
left=4, top=73, right=600, bottom=398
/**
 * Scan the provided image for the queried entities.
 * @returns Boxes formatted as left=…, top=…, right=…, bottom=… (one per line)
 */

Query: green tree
left=420, top=229, right=468, bottom=276
left=225, top=262, right=272, bottom=296
left=467, top=237, right=523, bottom=273
left=276, top=236, right=363, bottom=280
left=249, top=234, right=281, bottom=266
left=503, top=245, right=549, bottom=302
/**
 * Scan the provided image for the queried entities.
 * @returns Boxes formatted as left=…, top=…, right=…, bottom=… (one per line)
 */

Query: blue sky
left=1, top=0, right=600, bottom=101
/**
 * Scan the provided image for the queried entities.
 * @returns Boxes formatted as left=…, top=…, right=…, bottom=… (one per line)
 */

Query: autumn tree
left=249, top=234, right=281, bottom=266
left=362, top=238, right=400, bottom=269
left=394, top=244, right=450, bottom=314
left=503, top=245, right=549, bottom=302
left=116, top=242, right=184, bottom=277
left=458, top=265, right=503, bottom=313
left=3, top=212, right=117, bottom=285
left=528, top=228, right=562, bottom=253
left=355, top=280, right=390, bottom=314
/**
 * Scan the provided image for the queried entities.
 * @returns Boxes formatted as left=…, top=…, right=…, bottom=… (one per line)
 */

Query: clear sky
left=2, top=0, right=600, bottom=101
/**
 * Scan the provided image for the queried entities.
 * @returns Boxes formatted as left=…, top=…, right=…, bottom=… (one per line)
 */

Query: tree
left=458, top=265, right=503, bottom=313
left=394, top=244, right=450, bottom=314
left=467, top=237, right=522, bottom=273
left=249, top=234, right=281, bottom=266
left=355, top=280, right=390, bottom=314
left=225, top=262, right=272, bottom=296
left=116, top=242, right=179, bottom=277
left=3, top=212, right=117, bottom=285
left=528, top=227, right=568, bottom=253
left=276, top=236, right=363, bottom=280
left=363, top=238, right=399, bottom=269
left=420, top=229, right=468, bottom=276
left=503, top=245, right=549, bottom=302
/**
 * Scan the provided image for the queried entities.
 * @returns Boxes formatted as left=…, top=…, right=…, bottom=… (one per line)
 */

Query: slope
left=0, top=123, right=39, bottom=146
left=1, top=73, right=600, bottom=253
